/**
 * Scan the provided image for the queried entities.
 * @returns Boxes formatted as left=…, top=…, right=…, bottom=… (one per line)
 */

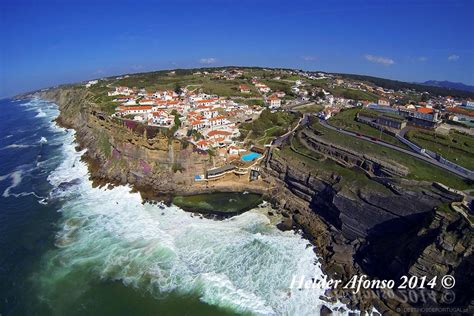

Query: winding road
left=318, top=119, right=474, bottom=181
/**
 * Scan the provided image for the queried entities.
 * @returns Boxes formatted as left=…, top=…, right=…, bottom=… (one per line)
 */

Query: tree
left=421, top=93, right=430, bottom=102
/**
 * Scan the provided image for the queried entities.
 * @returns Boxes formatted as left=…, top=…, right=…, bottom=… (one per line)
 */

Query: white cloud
left=302, top=55, right=318, bottom=61
left=418, top=56, right=427, bottom=62
left=364, top=54, right=394, bottom=66
left=199, top=57, right=217, bottom=64
left=448, top=54, right=459, bottom=61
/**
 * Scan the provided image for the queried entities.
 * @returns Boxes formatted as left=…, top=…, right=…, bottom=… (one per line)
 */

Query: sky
left=1, top=0, right=473, bottom=97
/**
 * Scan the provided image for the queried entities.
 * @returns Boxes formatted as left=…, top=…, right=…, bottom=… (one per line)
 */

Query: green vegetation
left=172, top=192, right=263, bottom=214
left=329, top=87, right=379, bottom=102
left=293, top=103, right=324, bottom=113
left=97, top=133, right=112, bottom=157
left=406, top=129, right=474, bottom=170
left=239, top=109, right=300, bottom=145
left=311, top=119, right=473, bottom=190
left=87, top=85, right=122, bottom=114
left=172, top=162, right=184, bottom=173
left=234, top=98, right=265, bottom=107
left=109, top=72, right=261, bottom=98
left=337, top=73, right=474, bottom=99
left=329, top=108, right=407, bottom=147
left=279, top=136, right=390, bottom=193
left=281, top=75, right=303, bottom=81
left=261, top=79, right=293, bottom=95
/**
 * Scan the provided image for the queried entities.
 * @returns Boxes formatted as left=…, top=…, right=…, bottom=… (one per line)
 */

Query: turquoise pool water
left=241, top=152, right=262, bottom=161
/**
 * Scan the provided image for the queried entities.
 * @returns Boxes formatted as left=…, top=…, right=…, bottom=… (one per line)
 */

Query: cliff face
left=38, top=87, right=473, bottom=313
left=39, top=88, right=214, bottom=196
left=263, top=149, right=473, bottom=312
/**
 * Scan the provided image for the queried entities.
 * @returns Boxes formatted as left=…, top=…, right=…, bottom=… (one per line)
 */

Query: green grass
left=406, top=129, right=474, bottom=170
left=329, top=87, right=379, bottom=102
left=278, top=138, right=391, bottom=193
left=282, top=75, right=303, bottom=81
left=88, top=72, right=269, bottom=112
left=97, top=133, right=112, bottom=157
left=239, top=109, right=300, bottom=144
left=329, top=108, right=408, bottom=148
left=293, top=103, right=324, bottom=113
left=108, top=73, right=259, bottom=98
left=311, top=120, right=473, bottom=190
left=261, top=79, right=294, bottom=95
left=233, top=98, right=265, bottom=107
left=255, top=126, right=287, bottom=145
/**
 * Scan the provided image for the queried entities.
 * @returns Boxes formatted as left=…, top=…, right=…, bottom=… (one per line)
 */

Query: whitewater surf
left=1, top=98, right=352, bottom=315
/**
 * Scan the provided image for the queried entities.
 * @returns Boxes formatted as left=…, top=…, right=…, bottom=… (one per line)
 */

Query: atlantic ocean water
left=0, top=98, right=348, bottom=315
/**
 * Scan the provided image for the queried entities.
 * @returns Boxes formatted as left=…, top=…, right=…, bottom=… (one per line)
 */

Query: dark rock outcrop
left=263, top=148, right=473, bottom=312
left=37, top=87, right=473, bottom=313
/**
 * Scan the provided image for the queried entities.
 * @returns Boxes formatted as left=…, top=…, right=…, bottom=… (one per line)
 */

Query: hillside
left=422, top=80, right=474, bottom=93
left=334, top=73, right=474, bottom=98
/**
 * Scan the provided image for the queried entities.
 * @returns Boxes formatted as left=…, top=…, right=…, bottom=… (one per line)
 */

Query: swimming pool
left=241, top=152, right=262, bottom=161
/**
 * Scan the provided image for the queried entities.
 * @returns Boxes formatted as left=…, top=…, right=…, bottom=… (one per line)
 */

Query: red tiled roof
left=208, top=130, right=232, bottom=136
left=446, top=106, right=474, bottom=117
left=196, top=98, right=218, bottom=103
left=208, top=115, right=225, bottom=121
left=416, top=107, right=433, bottom=114
left=122, top=106, right=152, bottom=111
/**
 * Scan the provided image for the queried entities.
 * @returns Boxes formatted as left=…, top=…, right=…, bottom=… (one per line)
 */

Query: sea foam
left=35, top=101, right=352, bottom=316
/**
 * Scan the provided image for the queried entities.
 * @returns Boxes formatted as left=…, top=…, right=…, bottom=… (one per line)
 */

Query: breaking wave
left=33, top=101, right=351, bottom=315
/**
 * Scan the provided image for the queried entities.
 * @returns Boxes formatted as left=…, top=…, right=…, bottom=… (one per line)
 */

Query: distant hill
left=421, top=80, right=474, bottom=93
left=334, top=73, right=474, bottom=99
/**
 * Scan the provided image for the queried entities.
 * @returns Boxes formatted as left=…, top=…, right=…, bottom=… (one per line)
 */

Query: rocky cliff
left=37, top=87, right=473, bottom=314
left=263, top=146, right=473, bottom=313
left=38, top=88, right=245, bottom=198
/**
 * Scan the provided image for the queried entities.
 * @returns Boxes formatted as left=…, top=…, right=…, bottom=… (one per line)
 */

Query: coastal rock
left=320, top=305, right=333, bottom=316
left=39, top=87, right=473, bottom=314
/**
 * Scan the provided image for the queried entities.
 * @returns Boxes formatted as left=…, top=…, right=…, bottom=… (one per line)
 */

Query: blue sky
left=1, top=0, right=473, bottom=97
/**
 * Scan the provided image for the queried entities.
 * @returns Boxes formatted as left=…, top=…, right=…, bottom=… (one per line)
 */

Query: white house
left=118, top=106, right=153, bottom=115
left=378, top=98, right=390, bottom=106
left=108, top=86, right=133, bottom=96
left=85, top=80, right=98, bottom=88
left=150, top=111, right=174, bottom=126
left=267, top=95, right=281, bottom=109
left=239, top=85, right=251, bottom=93
left=208, top=115, right=228, bottom=127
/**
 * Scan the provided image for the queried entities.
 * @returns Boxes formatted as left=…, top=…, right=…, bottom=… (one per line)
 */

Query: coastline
left=33, top=88, right=474, bottom=314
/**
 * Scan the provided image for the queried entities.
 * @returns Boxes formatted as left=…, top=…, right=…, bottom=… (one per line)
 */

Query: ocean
left=0, top=98, right=347, bottom=315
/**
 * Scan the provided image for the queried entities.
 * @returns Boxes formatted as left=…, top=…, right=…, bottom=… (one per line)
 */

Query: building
left=150, top=111, right=174, bottom=126
left=446, top=106, right=474, bottom=123
left=461, top=100, right=474, bottom=109
left=206, top=164, right=236, bottom=179
left=376, top=115, right=407, bottom=130
left=398, top=107, right=440, bottom=128
left=85, top=80, right=98, bottom=88
left=378, top=98, right=390, bottom=106
left=208, top=115, right=228, bottom=127
left=206, top=130, right=232, bottom=143
left=267, top=95, right=281, bottom=109
left=239, top=85, right=250, bottom=93
left=275, top=91, right=286, bottom=98
left=108, top=86, right=133, bottom=96
left=118, top=106, right=153, bottom=115
left=366, top=103, right=399, bottom=114
left=357, top=110, right=407, bottom=130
